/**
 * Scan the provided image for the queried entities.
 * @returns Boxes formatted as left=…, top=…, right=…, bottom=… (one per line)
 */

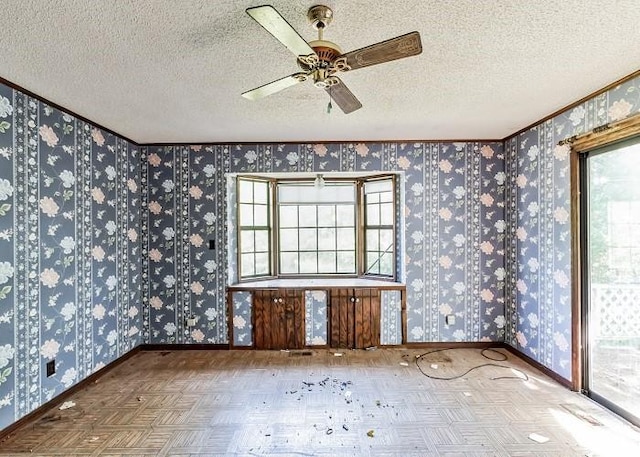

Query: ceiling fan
left=241, top=4, right=422, bottom=114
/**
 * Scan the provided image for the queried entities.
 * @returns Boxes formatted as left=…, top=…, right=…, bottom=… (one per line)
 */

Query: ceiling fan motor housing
left=309, top=40, right=342, bottom=64
left=307, top=5, right=333, bottom=29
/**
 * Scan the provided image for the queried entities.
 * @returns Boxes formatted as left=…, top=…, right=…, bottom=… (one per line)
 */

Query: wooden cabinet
left=228, top=279, right=404, bottom=350
left=253, top=289, right=305, bottom=350
left=329, top=289, right=380, bottom=349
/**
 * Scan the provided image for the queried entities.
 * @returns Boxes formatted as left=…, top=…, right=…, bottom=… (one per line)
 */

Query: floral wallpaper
left=0, top=80, right=142, bottom=431
left=305, top=291, right=327, bottom=346
left=504, top=73, right=640, bottom=381
left=145, top=146, right=228, bottom=344
left=380, top=290, right=402, bottom=345
left=231, top=291, right=252, bottom=346
left=145, top=142, right=506, bottom=347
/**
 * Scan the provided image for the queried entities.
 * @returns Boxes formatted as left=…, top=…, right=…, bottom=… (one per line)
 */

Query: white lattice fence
left=591, top=284, right=640, bottom=339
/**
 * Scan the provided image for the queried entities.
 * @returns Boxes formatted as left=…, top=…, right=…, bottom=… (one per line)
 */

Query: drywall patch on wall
left=0, top=81, right=142, bottom=432
left=145, top=142, right=506, bottom=346
left=504, top=73, right=640, bottom=381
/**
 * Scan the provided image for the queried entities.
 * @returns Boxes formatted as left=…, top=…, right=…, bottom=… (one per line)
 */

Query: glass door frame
left=578, top=134, right=640, bottom=426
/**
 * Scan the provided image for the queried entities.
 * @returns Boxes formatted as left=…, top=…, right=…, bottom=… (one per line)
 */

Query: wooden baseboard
left=404, top=341, right=497, bottom=349
left=142, top=343, right=230, bottom=351
left=500, top=343, right=574, bottom=390
left=0, top=346, right=142, bottom=442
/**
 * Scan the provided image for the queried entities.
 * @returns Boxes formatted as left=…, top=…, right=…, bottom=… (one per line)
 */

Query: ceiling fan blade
left=246, top=5, right=316, bottom=59
left=326, top=78, right=362, bottom=114
left=341, top=31, right=422, bottom=71
left=242, top=73, right=309, bottom=100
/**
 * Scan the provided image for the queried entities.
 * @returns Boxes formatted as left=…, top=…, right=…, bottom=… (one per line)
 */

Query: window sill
left=228, top=277, right=405, bottom=290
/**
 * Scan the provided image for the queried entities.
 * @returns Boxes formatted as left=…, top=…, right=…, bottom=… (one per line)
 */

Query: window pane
left=366, top=193, right=380, bottom=204
left=255, top=253, right=270, bottom=275
left=318, top=252, right=336, bottom=273
left=278, top=183, right=355, bottom=203
left=280, top=252, right=298, bottom=274
left=337, top=251, right=355, bottom=273
left=336, top=205, right=354, bottom=227
left=254, top=204, right=268, bottom=226
left=299, top=228, right=317, bottom=250
left=238, top=179, right=253, bottom=203
left=367, top=204, right=380, bottom=225
left=380, top=252, right=393, bottom=276
left=299, top=205, right=317, bottom=226
left=380, top=203, right=394, bottom=225
left=241, top=253, right=255, bottom=276
left=299, top=252, right=317, bottom=274
left=317, top=206, right=335, bottom=227
left=380, top=191, right=393, bottom=203
left=240, top=204, right=254, bottom=226
left=366, top=252, right=380, bottom=274
left=380, top=229, right=394, bottom=251
left=336, top=228, right=355, bottom=250
left=318, top=228, right=336, bottom=251
left=366, top=229, right=379, bottom=251
left=240, top=230, right=255, bottom=252
left=364, top=179, right=393, bottom=194
left=254, top=230, right=269, bottom=252
left=279, top=206, right=298, bottom=228
left=279, top=228, right=298, bottom=251
left=253, top=181, right=268, bottom=204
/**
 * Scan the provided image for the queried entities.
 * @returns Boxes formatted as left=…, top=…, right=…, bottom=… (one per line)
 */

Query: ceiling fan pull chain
left=327, top=88, right=333, bottom=114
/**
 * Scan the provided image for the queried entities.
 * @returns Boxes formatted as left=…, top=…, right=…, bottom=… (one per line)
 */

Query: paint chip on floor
left=59, top=401, right=76, bottom=410
left=528, top=433, right=549, bottom=443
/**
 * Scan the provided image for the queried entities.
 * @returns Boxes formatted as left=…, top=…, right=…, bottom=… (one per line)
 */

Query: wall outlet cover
left=46, top=360, right=56, bottom=377
left=186, top=317, right=197, bottom=327
left=445, top=314, right=456, bottom=325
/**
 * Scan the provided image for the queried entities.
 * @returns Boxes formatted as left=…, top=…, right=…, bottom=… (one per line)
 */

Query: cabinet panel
left=329, top=289, right=380, bottom=349
left=253, top=289, right=304, bottom=350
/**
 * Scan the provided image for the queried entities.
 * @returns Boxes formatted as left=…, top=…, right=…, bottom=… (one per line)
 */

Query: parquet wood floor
left=1, top=348, right=640, bottom=456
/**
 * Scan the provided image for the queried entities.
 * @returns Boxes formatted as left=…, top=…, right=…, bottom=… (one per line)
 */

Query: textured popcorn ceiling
left=1, top=1, right=640, bottom=143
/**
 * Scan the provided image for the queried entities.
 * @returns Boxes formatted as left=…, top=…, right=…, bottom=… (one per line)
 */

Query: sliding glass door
left=582, top=135, right=640, bottom=424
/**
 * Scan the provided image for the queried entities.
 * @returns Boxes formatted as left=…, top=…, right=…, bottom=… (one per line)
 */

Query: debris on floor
left=560, top=403, right=604, bottom=426
left=59, top=401, right=76, bottom=410
left=39, top=413, right=62, bottom=423
left=399, top=362, right=409, bottom=366
left=430, top=364, right=438, bottom=369
left=528, top=433, right=550, bottom=443
left=333, top=352, right=343, bottom=357
left=367, top=429, right=375, bottom=438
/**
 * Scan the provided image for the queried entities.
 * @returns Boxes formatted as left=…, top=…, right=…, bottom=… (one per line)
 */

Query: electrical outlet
left=186, top=317, right=197, bottom=327
left=208, top=240, right=215, bottom=250
left=46, top=360, right=56, bottom=377
left=445, top=314, right=456, bottom=326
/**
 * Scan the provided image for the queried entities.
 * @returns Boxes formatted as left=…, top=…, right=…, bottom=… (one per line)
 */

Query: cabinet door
left=355, top=289, right=381, bottom=349
left=254, top=289, right=305, bottom=350
left=329, top=289, right=380, bottom=349
left=329, top=289, right=355, bottom=349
